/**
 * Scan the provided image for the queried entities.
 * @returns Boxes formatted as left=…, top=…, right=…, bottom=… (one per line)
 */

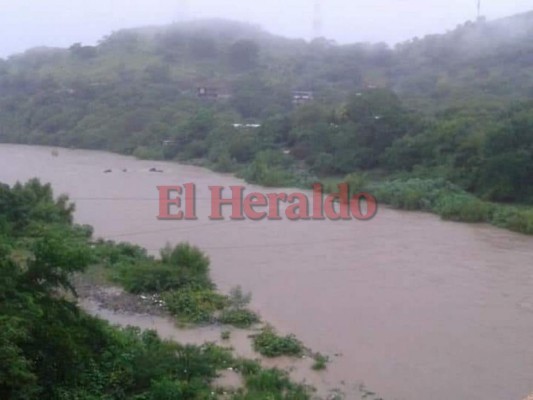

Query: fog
left=0, top=0, right=532, bottom=57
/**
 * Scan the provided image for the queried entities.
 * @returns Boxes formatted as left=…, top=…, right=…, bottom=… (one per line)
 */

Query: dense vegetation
left=252, top=326, right=305, bottom=358
left=0, top=179, right=310, bottom=399
left=93, top=239, right=261, bottom=327
left=0, top=12, right=532, bottom=230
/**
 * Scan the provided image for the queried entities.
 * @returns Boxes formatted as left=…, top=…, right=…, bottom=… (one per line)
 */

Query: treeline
left=0, top=15, right=532, bottom=222
left=0, top=179, right=311, bottom=399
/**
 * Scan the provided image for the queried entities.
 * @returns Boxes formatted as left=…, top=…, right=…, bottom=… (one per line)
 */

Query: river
left=1, top=144, right=532, bottom=400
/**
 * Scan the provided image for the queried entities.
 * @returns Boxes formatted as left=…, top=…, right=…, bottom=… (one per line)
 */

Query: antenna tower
left=477, top=0, right=482, bottom=19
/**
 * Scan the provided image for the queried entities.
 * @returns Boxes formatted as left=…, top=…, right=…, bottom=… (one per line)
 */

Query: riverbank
left=2, top=144, right=533, bottom=400
left=74, top=264, right=367, bottom=400
left=19, top=139, right=533, bottom=235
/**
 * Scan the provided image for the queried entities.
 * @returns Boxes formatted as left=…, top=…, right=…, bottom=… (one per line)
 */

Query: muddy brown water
left=1, top=144, right=533, bottom=400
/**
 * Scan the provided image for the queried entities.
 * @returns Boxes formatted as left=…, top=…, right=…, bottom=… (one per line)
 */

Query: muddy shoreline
left=73, top=274, right=364, bottom=400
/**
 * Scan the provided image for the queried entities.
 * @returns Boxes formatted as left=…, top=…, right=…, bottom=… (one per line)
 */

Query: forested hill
left=1, top=11, right=532, bottom=113
left=0, top=12, right=532, bottom=210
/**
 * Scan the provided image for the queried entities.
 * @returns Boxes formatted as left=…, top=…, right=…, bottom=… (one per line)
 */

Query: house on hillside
left=292, top=90, right=314, bottom=105
left=232, top=123, right=261, bottom=129
left=197, top=87, right=219, bottom=100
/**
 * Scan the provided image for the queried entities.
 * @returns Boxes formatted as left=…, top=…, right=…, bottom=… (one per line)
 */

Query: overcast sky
left=1, top=0, right=532, bottom=57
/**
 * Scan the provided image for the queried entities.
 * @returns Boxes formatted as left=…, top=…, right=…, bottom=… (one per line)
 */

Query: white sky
left=0, top=0, right=532, bottom=57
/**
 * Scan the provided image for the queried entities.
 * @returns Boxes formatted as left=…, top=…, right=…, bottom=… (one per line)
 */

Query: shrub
left=375, top=178, right=461, bottom=211
left=493, top=207, right=533, bottom=235
left=237, top=368, right=310, bottom=399
left=160, top=243, right=210, bottom=276
left=221, top=330, right=231, bottom=340
left=113, top=260, right=211, bottom=294
left=228, top=286, right=252, bottom=309
left=93, top=240, right=150, bottom=267
left=218, top=286, right=260, bottom=328
left=241, top=151, right=295, bottom=187
left=311, top=354, right=328, bottom=371
left=252, top=326, right=304, bottom=358
left=163, top=289, right=228, bottom=324
left=219, top=309, right=260, bottom=328
left=344, top=172, right=369, bottom=195
left=435, top=193, right=494, bottom=222
left=212, top=150, right=236, bottom=173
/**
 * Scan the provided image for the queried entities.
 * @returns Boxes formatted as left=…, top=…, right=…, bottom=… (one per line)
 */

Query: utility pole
left=313, top=0, right=323, bottom=38
left=477, top=0, right=482, bottom=20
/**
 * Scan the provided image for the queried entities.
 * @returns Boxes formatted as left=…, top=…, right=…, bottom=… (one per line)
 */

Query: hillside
left=0, top=12, right=532, bottom=214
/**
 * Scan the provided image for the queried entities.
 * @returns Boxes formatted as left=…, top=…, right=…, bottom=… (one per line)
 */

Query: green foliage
left=219, top=309, right=260, bottom=329
left=160, top=243, right=210, bottom=277
left=252, top=326, right=304, bottom=358
left=434, top=193, right=494, bottom=223
left=0, top=179, right=312, bottom=399
left=221, top=330, right=231, bottom=340
left=163, top=289, right=228, bottom=324
left=229, top=40, right=260, bottom=70
left=375, top=178, right=458, bottom=211
left=242, top=151, right=295, bottom=187
left=311, top=354, right=329, bottom=371
left=344, top=172, right=370, bottom=195
left=492, top=207, right=533, bottom=235
left=114, top=242, right=212, bottom=293
left=0, top=17, right=532, bottom=245
left=235, top=368, right=310, bottom=400
left=92, top=240, right=150, bottom=267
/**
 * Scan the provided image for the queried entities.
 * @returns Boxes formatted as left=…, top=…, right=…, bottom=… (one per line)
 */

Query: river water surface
left=1, top=144, right=533, bottom=400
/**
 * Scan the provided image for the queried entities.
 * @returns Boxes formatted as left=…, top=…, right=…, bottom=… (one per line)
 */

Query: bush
left=218, top=286, right=260, bottom=328
left=103, top=243, right=213, bottom=293
left=252, top=326, right=304, bottom=358
left=219, top=309, right=260, bottom=328
left=344, top=172, right=369, bottom=195
left=93, top=240, right=150, bottom=267
left=227, top=286, right=252, bottom=309
left=375, top=178, right=462, bottom=211
left=237, top=368, right=310, bottom=400
left=163, top=289, right=228, bottom=324
left=311, top=354, right=328, bottom=371
left=434, top=194, right=494, bottom=223
left=211, top=150, right=236, bottom=173
left=492, top=207, right=533, bottom=235
left=241, top=151, right=295, bottom=187
left=160, top=243, right=210, bottom=276
left=221, top=330, right=231, bottom=340
left=113, top=261, right=207, bottom=293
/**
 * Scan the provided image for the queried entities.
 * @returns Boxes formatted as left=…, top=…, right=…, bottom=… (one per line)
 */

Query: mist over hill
left=0, top=11, right=532, bottom=208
